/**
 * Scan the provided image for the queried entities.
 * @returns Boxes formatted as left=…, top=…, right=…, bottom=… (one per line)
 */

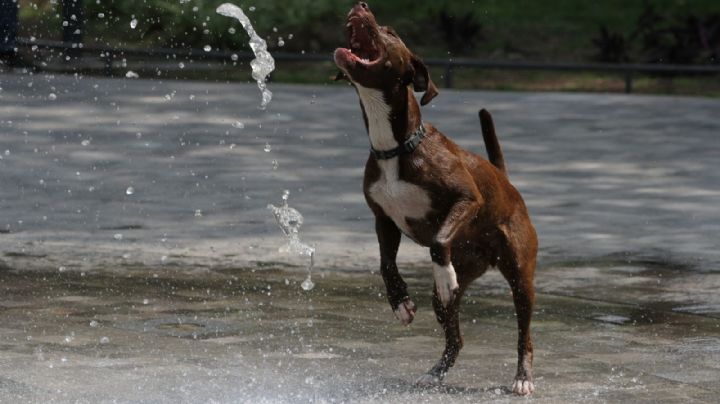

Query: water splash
left=268, top=190, right=315, bottom=291
left=216, top=3, right=275, bottom=109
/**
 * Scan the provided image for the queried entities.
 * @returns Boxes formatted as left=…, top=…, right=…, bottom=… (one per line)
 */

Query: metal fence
left=14, top=37, right=720, bottom=93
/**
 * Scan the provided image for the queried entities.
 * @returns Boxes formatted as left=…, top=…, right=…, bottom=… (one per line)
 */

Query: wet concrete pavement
left=1, top=72, right=720, bottom=402
left=0, top=264, right=719, bottom=402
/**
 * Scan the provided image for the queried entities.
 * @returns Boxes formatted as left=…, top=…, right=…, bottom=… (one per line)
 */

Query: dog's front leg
left=376, top=215, right=416, bottom=326
left=430, top=199, right=482, bottom=307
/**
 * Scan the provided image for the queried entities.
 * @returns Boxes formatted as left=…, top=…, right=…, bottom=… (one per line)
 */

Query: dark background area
left=15, top=0, right=719, bottom=62
left=5, top=0, right=720, bottom=94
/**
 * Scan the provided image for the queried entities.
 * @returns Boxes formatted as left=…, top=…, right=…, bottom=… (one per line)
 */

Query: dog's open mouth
left=334, top=15, right=382, bottom=70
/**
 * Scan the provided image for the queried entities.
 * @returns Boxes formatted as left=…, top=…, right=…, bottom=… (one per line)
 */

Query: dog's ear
left=410, top=55, right=439, bottom=106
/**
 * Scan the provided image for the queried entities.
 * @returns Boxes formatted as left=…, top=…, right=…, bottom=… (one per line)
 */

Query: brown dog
left=334, top=2, right=537, bottom=396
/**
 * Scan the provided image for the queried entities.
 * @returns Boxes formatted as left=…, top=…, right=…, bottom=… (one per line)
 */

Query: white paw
left=393, top=299, right=416, bottom=326
left=415, top=373, right=441, bottom=387
left=432, top=263, right=458, bottom=307
left=512, top=378, right=535, bottom=396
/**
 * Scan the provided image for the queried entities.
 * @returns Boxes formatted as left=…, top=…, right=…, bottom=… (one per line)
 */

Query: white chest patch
left=369, top=161, right=432, bottom=239
left=355, top=84, right=432, bottom=239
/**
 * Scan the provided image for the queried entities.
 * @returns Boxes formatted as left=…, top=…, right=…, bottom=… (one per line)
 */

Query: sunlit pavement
left=1, top=72, right=719, bottom=402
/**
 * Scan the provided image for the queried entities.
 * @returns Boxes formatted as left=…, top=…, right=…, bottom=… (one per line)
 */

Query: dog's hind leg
left=501, top=260, right=535, bottom=395
left=497, top=223, right=537, bottom=396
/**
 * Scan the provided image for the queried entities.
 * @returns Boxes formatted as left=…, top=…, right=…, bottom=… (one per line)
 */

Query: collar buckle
left=371, top=123, right=426, bottom=160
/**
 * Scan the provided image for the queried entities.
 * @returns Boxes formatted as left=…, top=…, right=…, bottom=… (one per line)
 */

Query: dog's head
left=333, top=2, right=438, bottom=106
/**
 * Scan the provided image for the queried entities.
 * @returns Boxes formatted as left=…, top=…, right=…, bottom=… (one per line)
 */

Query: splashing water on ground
left=216, top=3, right=275, bottom=109
left=268, top=190, right=315, bottom=290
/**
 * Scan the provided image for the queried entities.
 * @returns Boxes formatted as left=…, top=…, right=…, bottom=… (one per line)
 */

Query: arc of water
left=216, top=3, right=276, bottom=109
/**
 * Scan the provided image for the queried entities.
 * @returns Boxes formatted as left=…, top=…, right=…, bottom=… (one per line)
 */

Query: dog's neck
left=355, top=84, right=422, bottom=153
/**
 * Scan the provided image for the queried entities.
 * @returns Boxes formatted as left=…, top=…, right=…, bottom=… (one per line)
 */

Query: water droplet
left=203, top=44, right=212, bottom=52
left=271, top=159, right=279, bottom=170
left=264, top=142, right=271, bottom=152
left=228, top=27, right=236, bottom=34
left=194, top=209, right=203, bottom=217
left=278, top=37, right=285, bottom=47
left=48, top=93, right=57, bottom=101
left=113, top=233, right=123, bottom=241
left=58, top=266, right=66, bottom=272
left=98, top=13, right=105, bottom=19
left=89, top=320, right=99, bottom=327
left=160, top=255, right=168, bottom=264
left=125, top=70, right=139, bottom=79
left=288, top=34, right=294, bottom=39
left=99, top=336, right=110, bottom=344
left=301, top=276, right=315, bottom=291
left=249, top=6, right=256, bottom=11
left=64, top=335, right=74, bottom=343
left=230, top=53, right=239, bottom=61
left=126, top=186, right=134, bottom=195
left=130, top=18, right=138, bottom=29
left=268, top=192, right=316, bottom=291
left=232, top=121, right=245, bottom=129
left=142, top=298, right=150, bottom=305
left=81, top=139, right=90, bottom=146
left=178, top=62, right=185, bottom=69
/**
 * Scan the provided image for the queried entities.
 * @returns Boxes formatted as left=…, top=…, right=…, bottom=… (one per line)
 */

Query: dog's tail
left=479, top=109, right=506, bottom=174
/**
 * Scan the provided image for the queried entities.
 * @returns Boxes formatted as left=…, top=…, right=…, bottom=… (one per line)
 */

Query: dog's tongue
left=333, top=48, right=355, bottom=70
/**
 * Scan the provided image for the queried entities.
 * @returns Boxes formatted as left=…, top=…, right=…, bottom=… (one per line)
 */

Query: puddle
left=118, top=316, right=242, bottom=339
left=293, top=352, right=343, bottom=360
left=593, top=315, right=631, bottom=325
left=672, top=304, right=720, bottom=315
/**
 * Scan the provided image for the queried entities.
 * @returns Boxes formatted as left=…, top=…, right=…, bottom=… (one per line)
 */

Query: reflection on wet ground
left=0, top=258, right=718, bottom=402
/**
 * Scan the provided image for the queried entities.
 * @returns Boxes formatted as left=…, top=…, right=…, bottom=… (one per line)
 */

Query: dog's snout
left=352, top=2, right=370, bottom=15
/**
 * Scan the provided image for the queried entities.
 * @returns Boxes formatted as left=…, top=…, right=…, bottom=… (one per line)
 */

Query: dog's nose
left=354, top=2, right=370, bottom=13
left=349, top=1, right=371, bottom=18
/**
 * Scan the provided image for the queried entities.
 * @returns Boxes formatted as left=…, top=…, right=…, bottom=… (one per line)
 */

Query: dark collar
left=370, top=123, right=427, bottom=160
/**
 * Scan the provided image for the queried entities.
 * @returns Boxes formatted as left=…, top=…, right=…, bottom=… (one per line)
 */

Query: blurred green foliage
left=16, top=0, right=485, bottom=55
left=16, top=0, right=720, bottom=61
